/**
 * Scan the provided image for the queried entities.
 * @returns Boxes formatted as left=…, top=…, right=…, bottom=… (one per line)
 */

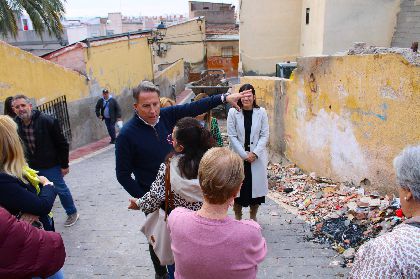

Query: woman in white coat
left=227, top=83, right=269, bottom=221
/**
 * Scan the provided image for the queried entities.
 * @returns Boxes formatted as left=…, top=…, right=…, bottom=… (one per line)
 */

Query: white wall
left=66, top=26, right=89, bottom=44
left=299, top=0, right=326, bottom=56
left=239, top=0, right=302, bottom=75
left=322, top=0, right=400, bottom=54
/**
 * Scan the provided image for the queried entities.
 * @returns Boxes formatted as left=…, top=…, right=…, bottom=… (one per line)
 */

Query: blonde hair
left=198, top=147, right=244, bottom=204
left=193, top=93, right=211, bottom=127
left=160, top=97, right=176, bottom=108
left=0, top=115, right=27, bottom=180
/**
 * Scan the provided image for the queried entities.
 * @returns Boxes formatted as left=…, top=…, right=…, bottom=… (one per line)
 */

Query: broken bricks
left=267, top=163, right=403, bottom=267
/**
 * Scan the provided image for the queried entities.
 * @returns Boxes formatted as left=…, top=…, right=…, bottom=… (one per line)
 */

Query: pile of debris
left=347, top=42, right=419, bottom=66
left=268, top=163, right=404, bottom=266
left=192, top=73, right=229, bottom=87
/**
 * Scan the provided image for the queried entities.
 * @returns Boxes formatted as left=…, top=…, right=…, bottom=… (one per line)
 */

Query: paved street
left=53, top=147, right=348, bottom=278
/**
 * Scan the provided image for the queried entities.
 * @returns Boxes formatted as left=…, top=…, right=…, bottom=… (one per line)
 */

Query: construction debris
left=347, top=42, right=420, bottom=66
left=268, top=163, right=404, bottom=267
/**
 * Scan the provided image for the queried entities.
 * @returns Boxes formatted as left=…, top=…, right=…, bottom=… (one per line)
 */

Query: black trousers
left=145, top=213, right=167, bottom=276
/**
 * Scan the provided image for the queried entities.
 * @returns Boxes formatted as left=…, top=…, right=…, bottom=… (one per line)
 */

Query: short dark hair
left=102, top=89, right=109, bottom=93
left=237, top=83, right=259, bottom=108
left=132, top=81, right=160, bottom=102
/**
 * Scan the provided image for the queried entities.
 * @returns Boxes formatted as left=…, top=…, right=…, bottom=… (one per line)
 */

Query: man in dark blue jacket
left=115, top=81, right=250, bottom=278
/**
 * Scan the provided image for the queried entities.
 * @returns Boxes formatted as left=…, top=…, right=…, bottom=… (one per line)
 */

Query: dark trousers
left=104, top=118, right=116, bottom=141
left=149, top=243, right=168, bottom=276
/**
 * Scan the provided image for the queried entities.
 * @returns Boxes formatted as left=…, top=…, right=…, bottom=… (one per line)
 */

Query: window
left=306, top=8, right=310, bottom=25
left=221, top=46, right=233, bottom=58
left=203, top=7, right=209, bottom=10
left=23, top=19, right=28, bottom=31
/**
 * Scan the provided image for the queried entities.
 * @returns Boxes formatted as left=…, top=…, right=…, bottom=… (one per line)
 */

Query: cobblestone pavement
left=53, top=148, right=348, bottom=278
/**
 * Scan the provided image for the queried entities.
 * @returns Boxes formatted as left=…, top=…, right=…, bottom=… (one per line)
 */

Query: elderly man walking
left=116, top=81, right=251, bottom=279
left=95, top=88, right=122, bottom=144
left=13, top=95, right=79, bottom=227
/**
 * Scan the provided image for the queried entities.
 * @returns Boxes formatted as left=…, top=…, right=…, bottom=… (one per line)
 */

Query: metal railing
left=37, top=96, right=72, bottom=142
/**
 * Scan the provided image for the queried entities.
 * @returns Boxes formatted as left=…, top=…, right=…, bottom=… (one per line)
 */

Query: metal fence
left=37, top=96, right=72, bottom=142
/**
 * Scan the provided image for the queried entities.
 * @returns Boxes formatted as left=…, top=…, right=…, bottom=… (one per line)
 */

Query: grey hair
left=393, top=145, right=420, bottom=201
left=132, top=80, right=160, bottom=101
left=12, top=94, right=31, bottom=104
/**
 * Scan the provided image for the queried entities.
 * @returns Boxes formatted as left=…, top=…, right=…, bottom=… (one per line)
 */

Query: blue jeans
left=167, top=264, right=175, bottom=279
left=104, top=118, right=116, bottom=141
left=33, top=268, right=64, bottom=279
left=38, top=165, right=77, bottom=216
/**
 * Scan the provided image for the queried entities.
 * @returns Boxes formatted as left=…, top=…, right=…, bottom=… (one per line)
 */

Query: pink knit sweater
left=168, top=207, right=267, bottom=279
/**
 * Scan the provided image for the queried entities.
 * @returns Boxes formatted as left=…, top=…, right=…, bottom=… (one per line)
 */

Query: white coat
left=227, top=107, right=269, bottom=198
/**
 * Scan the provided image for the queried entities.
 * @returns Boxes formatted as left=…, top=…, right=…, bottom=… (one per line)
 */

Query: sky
left=64, top=0, right=239, bottom=18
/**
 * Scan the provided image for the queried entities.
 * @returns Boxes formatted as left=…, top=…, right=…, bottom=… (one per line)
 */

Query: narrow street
left=52, top=147, right=348, bottom=278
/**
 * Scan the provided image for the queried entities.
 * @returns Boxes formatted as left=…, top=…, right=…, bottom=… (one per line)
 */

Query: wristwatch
left=222, top=92, right=231, bottom=103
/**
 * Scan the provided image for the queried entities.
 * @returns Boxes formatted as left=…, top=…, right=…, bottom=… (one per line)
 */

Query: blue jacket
left=0, top=173, right=57, bottom=231
left=116, top=94, right=224, bottom=198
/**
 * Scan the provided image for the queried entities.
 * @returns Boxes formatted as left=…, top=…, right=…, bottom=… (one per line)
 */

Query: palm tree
left=0, top=0, right=65, bottom=38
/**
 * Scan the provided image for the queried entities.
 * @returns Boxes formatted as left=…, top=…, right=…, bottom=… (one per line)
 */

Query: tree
left=0, top=0, right=65, bottom=38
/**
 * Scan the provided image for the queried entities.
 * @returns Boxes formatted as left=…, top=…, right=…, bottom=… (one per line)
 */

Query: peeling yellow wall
left=85, top=37, right=153, bottom=95
left=155, top=19, right=205, bottom=65
left=284, top=54, right=420, bottom=192
left=155, top=59, right=184, bottom=83
left=0, top=41, right=89, bottom=103
left=155, top=58, right=185, bottom=97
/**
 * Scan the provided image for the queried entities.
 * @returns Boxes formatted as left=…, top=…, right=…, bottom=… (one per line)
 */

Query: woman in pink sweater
left=168, top=147, right=267, bottom=279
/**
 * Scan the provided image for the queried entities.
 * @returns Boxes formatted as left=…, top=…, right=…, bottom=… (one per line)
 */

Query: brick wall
left=391, top=0, right=420, bottom=48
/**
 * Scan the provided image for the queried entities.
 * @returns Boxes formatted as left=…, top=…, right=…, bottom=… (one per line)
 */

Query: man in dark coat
left=116, top=80, right=251, bottom=278
left=95, top=89, right=122, bottom=144
left=13, top=95, right=79, bottom=227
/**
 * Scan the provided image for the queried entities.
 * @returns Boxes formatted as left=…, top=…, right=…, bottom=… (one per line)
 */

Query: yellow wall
left=284, top=54, right=420, bottom=192
left=155, top=58, right=185, bottom=97
left=155, top=19, right=206, bottom=65
left=85, top=37, right=153, bottom=95
left=239, top=0, right=302, bottom=75
left=0, top=41, right=89, bottom=103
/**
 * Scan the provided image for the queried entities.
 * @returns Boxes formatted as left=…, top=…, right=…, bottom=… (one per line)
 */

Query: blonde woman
left=194, top=93, right=223, bottom=147
left=0, top=115, right=63, bottom=278
left=160, top=97, right=176, bottom=108
left=0, top=115, right=57, bottom=229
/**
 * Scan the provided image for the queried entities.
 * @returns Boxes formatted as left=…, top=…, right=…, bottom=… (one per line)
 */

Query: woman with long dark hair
left=128, top=117, right=215, bottom=278
left=227, top=83, right=269, bottom=222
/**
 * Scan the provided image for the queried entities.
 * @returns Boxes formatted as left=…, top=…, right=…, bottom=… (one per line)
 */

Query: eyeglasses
left=167, top=134, right=173, bottom=145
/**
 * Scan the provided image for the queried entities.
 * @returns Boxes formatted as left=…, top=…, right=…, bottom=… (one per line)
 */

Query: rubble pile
left=347, top=42, right=419, bottom=66
left=192, top=73, right=229, bottom=86
left=267, top=163, right=403, bottom=266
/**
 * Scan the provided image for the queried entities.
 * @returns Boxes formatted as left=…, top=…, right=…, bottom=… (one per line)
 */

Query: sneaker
left=64, top=213, right=80, bottom=227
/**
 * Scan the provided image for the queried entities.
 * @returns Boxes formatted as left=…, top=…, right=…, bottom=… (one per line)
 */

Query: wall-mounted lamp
left=148, top=21, right=167, bottom=44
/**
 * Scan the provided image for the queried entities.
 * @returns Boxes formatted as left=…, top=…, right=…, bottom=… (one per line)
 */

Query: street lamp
left=148, top=21, right=167, bottom=44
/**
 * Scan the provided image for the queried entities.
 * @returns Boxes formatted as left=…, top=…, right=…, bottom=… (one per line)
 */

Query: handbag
left=140, top=159, right=175, bottom=265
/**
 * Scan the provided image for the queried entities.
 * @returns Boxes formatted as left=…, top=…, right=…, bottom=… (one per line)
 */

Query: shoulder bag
left=140, top=160, right=175, bottom=265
